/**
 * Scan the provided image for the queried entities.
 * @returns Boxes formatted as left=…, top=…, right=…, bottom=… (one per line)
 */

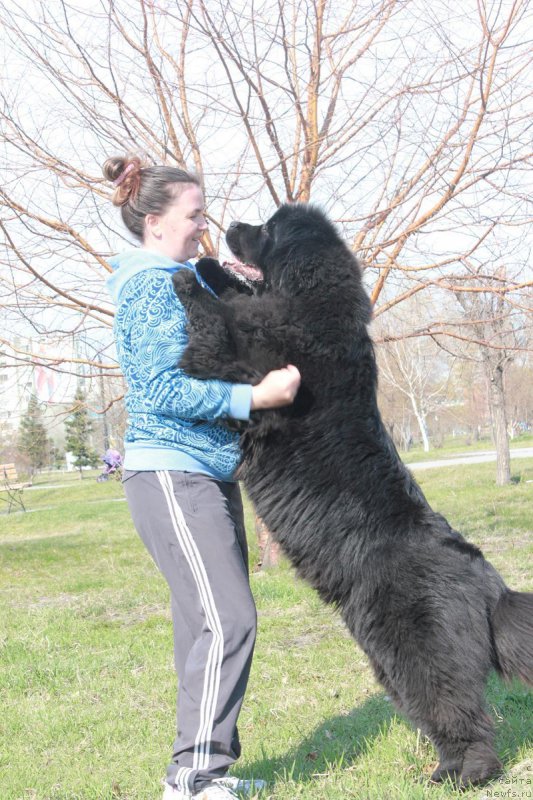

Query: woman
left=103, top=154, right=300, bottom=800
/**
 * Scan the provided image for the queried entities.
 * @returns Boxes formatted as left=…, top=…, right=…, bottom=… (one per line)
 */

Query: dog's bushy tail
left=492, top=590, right=533, bottom=685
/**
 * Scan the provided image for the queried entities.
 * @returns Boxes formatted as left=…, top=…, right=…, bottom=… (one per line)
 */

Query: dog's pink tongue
left=222, top=260, right=263, bottom=282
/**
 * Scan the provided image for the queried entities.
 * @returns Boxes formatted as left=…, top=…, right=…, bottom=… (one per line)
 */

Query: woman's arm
left=125, top=273, right=299, bottom=420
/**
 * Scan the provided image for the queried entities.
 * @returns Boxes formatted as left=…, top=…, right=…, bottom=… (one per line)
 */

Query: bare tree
left=1, top=0, right=532, bottom=472
left=378, top=332, right=453, bottom=452
left=452, top=267, right=530, bottom=484
left=506, top=359, right=533, bottom=437
left=452, top=359, right=491, bottom=444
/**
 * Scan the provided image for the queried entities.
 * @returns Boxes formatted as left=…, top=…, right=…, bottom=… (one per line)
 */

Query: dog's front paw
left=194, top=258, right=227, bottom=296
left=172, top=268, right=200, bottom=307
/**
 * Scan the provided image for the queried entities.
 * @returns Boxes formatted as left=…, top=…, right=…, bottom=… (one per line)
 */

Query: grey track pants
left=122, top=470, right=257, bottom=794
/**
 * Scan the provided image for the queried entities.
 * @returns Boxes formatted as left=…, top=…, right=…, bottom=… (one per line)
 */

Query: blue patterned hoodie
left=106, top=249, right=252, bottom=480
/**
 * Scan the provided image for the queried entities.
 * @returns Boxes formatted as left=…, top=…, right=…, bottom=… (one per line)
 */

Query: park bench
left=0, top=463, right=32, bottom=513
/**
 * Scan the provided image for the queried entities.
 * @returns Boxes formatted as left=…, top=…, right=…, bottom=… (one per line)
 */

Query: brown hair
left=102, top=154, right=201, bottom=240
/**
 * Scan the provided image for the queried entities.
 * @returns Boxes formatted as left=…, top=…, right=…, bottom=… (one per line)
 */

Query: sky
left=1, top=0, right=531, bottom=376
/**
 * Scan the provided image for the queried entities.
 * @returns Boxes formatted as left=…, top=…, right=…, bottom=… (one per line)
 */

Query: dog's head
left=225, top=203, right=349, bottom=292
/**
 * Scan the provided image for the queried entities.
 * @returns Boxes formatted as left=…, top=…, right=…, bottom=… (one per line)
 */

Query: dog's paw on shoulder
left=172, top=268, right=198, bottom=305
left=198, top=258, right=255, bottom=297
left=195, top=257, right=235, bottom=297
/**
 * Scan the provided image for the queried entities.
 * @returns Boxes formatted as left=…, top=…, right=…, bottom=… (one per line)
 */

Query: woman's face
left=144, top=184, right=208, bottom=262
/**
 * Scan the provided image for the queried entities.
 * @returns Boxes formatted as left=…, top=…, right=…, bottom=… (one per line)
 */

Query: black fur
left=173, top=204, right=533, bottom=787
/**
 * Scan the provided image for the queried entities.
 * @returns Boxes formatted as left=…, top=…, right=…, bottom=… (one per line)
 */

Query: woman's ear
left=144, top=213, right=161, bottom=238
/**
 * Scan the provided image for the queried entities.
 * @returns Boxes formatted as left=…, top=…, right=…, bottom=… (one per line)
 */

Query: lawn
left=1, top=463, right=531, bottom=800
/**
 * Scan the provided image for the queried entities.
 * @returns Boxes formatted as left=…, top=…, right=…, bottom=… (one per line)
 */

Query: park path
left=408, top=446, right=533, bottom=471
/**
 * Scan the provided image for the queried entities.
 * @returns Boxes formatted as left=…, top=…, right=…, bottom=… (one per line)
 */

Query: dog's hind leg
left=364, top=619, right=502, bottom=787
left=367, top=652, right=472, bottom=782
left=389, top=685, right=502, bottom=787
left=402, top=678, right=502, bottom=786
left=457, top=736, right=503, bottom=787
left=370, top=657, right=494, bottom=786
left=428, top=714, right=502, bottom=786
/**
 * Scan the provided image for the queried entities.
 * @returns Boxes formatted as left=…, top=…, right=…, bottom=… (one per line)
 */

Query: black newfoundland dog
left=173, top=203, right=533, bottom=787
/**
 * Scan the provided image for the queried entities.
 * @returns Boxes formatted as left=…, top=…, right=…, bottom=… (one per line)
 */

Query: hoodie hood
left=106, top=249, right=194, bottom=303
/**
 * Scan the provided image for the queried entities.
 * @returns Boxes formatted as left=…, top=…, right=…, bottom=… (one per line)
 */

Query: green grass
left=0, top=465, right=531, bottom=800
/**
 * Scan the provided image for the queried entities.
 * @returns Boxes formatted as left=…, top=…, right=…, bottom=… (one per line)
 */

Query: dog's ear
left=298, top=262, right=320, bottom=290
left=281, top=259, right=320, bottom=293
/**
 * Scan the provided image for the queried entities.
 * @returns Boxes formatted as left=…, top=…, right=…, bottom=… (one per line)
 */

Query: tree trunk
left=487, top=364, right=511, bottom=485
left=255, top=515, right=281, bottom=569
left=409, top=395, right=430, bottom=452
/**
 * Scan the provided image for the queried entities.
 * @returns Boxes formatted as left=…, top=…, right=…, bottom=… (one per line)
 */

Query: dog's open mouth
left=222, top=260, right=263, bottom=283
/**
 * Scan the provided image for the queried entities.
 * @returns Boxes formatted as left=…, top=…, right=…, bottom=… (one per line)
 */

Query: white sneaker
left=193, top=785, right=239, bottom=799
left=162, top=777, right=266, bottom=799
left=162, top=782, right=190, bottom=799
left=162, top=782, right=190, bottom=800
left=213, top=776, right=266, bottom=794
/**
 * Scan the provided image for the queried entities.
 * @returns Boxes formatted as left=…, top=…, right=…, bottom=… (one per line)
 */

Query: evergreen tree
left=65, top=388, right=99, bottom=476
left=18, top=394, right=49, bottom=475
left=49, top=444, right=65, bottom=471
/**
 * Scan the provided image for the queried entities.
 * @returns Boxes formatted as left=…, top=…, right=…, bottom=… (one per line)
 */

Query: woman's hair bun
left=102, top=154, right=144, bottom=206
left=102, top=156, right=127, bottom=183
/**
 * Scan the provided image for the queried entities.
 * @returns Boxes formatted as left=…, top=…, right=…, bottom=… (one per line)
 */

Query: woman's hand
left=251, top=365, right=301, bottom=410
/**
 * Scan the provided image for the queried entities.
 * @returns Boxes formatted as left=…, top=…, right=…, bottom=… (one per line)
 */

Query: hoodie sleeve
left=126, top=272, right=252, bottom=421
